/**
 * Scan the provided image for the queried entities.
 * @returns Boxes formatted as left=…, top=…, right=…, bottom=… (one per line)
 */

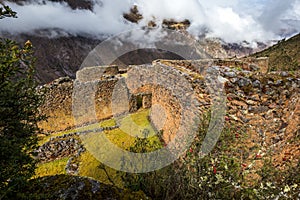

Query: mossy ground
left=77, top=151, right=124, bottom=187
left=34, top=157, right=69, bottom=178
left=35, top=109, right=161, bottom=187
left=38, top=118, right=116, bottom=146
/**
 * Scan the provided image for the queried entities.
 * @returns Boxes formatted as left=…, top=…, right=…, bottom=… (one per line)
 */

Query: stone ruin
left=37, top=56, right=300, bottom=173
left=39, top=57, right=271, bottom=142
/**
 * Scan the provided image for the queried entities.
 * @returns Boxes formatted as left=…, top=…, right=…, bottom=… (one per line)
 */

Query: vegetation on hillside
left=34, top=106, right=299, bottom=199
left=0, top=5, right=45, bottom=199
left=118, top=112, right=299, bottom=199
left=35, top=109, right=161, bottom=186
left=252, top=33, right=300, bottom=71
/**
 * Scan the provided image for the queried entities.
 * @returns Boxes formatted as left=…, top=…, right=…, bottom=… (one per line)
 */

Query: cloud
left=258, top=0, right=297, bottom=33
left=0, top=0, right=135, bottom=36
left=0, top=0, right=299, bottom=43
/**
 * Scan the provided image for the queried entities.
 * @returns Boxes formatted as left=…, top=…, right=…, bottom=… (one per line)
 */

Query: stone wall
left=39, top=67, right=121, bottom=132
left=38, top=59, right=299, bottom=172
left=155, top=57, right=269, bottom=74
left=38, top=77, right=74, bottom=133
left=35, top=133, right=85, bottom=163
left=39, top=66, right=152, bottom=133
left=125, top=64, right=202, bottom=143
left=150, top=86, right=182, bottom=143
left=39, top=58, right=271, bottom=142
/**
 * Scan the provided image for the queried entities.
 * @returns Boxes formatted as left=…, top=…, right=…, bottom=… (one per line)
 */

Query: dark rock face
left=222, top=42, right=267, bottom=58
left=3, top=33, right=102, bottom=84
left=1, top=28, right=266, bottom=85
left=1, top=32, right=188, bottom=84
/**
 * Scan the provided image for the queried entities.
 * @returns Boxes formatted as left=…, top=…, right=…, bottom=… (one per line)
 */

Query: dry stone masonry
left=38, top=58, right=299, bottom=170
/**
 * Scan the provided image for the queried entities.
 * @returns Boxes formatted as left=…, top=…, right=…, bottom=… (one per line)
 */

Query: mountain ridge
left=2, top=30, right=267, bottom=84
left=251, top=32, right=300, bottom=71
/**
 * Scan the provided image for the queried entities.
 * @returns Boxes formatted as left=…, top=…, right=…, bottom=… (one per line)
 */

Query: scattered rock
left=238, top=78, right=252, bottom=87
left=252, top=80, right=261, bottom=88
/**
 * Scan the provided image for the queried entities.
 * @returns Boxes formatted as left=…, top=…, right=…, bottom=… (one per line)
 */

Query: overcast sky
left=0, top=0, right=299, bottom=43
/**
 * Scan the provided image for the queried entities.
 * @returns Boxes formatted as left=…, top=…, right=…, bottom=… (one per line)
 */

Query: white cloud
left=0, top=0, right=299, bottom=43
left=0, top=0, right=135, bottom=36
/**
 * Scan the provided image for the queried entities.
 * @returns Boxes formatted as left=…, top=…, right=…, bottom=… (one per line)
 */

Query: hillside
left=34, top=58, right=300, bottom=199
left=251, top=33, right=300, bottom=71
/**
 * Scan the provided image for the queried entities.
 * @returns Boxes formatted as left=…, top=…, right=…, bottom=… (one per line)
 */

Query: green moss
left=34, top=157, right=69, bottom=178
left=100, top=118, right=116, bottom=127
left=38, top=118, right=117, bottom=146
left=77, top=151, right=124, bottom=188
left=35, top=109, right=162, bottom=193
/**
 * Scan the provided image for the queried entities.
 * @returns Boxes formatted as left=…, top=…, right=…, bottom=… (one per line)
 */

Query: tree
left=0, top=5, right=44, bottom=199
left=0, top=3, right=17, bottom=19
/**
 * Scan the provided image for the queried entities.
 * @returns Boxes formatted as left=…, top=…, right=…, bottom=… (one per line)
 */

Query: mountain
left=2, top=30, right=266, bottom=84
left=1, top=1, right=270, bottom=84
left=4, top=33, right=101, bottom=83
left=3, top=32, right=188, bottom=83
left=251, top=33, right=300, bottom=71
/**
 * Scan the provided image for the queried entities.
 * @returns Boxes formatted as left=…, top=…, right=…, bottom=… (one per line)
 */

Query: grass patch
left=100, top=118, right=116, bottom=127
left=77, top=151, right=124, bottom=188
left=77, top=109, right=162, bottom=186
left=105, top=128, right=136, bottom=148
left=107, top=109, right=162, bottom=149
left=38, top=109, right=152, bottom=146
left=118, top=109, right=157, bottom=138
left=38, top=118, right=117, bottom=146
left=34, top=157, right=69, bottom=178
left=125, top=109, right=151, bottom=127
left=36, top=109, right=162, bottom=189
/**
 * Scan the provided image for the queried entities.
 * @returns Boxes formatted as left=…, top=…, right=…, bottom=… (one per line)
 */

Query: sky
left=0, top=0, right=299, bottom=43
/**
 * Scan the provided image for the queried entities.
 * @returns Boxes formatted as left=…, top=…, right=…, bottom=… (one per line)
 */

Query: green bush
left=0, top=6, right=44, bottom=199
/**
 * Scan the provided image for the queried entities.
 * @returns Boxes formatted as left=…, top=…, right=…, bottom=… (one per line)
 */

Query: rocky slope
left=2, top=32, right=188, bottom=83
left=34, top=35, right=299, bottom=198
